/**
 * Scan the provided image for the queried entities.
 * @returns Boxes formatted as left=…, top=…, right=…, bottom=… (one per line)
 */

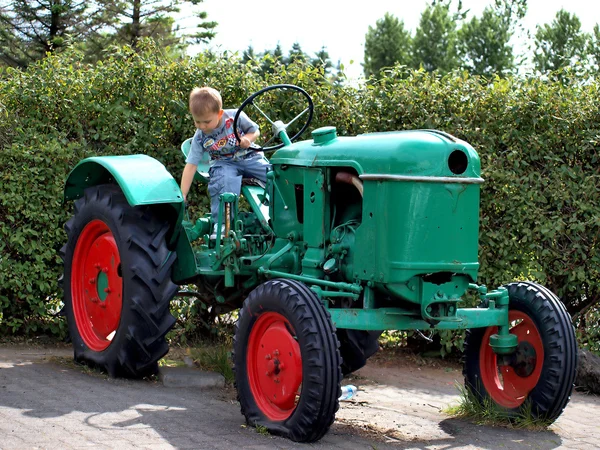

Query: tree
left=241, top=45, right=255, bottom=64
left=533, top=9, right=589, bottom=76
left=412, top=1, right=462, bottom=73
left=588, top=24, right=600, bottom=73
left=311, top=46, right=333, bottom=74
left=363, top=12, right=412, bottom=79
left=189, top=8, right=217, bottom=45
left=0, top=0, right=113, bottom=68
left=104, top=0, right=216, bottom=49
left=272, top=43, right=283, bottom=61
left=457, top=0, right=526, bottom=77
left=256, top=43, right=283, bottom=75
left=0, top=0, right=217, bottom=68
left=287, top=41, right=306, bottom=64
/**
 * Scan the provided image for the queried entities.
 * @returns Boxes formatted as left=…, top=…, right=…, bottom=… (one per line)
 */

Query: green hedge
left=1, top=42, right=599, bottom=343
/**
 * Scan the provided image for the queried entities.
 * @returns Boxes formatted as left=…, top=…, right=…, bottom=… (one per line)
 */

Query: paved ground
left=342, top=351, right=600, bottom=449
left=0, top=343, right=598, bottom=449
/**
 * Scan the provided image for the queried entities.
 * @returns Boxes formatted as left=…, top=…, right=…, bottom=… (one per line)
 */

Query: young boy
left=180, top=87, right=269, bottom=236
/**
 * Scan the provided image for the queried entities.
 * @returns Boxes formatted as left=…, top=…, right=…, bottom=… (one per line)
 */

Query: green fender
left=64, top=155, right=197, bottom=282
left=64, top=154, right=184, bottom=208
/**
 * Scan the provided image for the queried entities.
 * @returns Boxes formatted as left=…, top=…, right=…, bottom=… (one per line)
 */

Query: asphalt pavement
left=0, top=344, right=387, bottom=449
left=1, top=343, right=599, bottom=450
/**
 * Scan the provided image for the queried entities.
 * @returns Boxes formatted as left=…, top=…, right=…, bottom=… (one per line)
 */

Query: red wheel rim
left=480, top=310, right=544, bottom=408
left=247, top=312, right=302, bottom=421
left=71, top=220, right=123, bottom=351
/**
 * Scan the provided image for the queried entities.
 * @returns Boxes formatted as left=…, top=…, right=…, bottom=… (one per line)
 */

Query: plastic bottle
left=338, top=384, right=357, bottom=401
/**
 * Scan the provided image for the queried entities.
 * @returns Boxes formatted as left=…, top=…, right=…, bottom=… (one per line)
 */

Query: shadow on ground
left=2, top=345, right=597, bottom=449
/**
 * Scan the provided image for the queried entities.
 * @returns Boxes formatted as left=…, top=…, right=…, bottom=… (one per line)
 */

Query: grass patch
left=48, top=355, right=109, bottom=379
left=444, top=383, right=553, bottom=430
left=189, top=342, right=234, bottom=384
left=158, top=357, right=187, bottom=368
left=254, top=424, right=270, bottom=436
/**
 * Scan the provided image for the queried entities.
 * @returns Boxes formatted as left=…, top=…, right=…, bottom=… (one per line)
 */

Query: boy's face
left=193, top=109, right=223, bottom=134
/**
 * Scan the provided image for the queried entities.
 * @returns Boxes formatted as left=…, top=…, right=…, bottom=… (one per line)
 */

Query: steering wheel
left=233, top=84, right=314, bottom=152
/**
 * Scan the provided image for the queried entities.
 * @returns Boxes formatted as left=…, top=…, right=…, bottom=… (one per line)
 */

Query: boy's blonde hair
left=189, top=87, right=222, bottom=116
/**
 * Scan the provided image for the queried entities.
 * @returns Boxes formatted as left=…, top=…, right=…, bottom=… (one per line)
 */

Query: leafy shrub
left=1, top=42, right=599, bottom=353
left=575, top=304, right=600, bottom=355
left=0, top=137, right=87, bottom=335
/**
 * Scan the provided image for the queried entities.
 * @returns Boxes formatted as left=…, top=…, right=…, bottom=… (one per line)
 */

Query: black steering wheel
left=233, top=84, right=314, bottom=152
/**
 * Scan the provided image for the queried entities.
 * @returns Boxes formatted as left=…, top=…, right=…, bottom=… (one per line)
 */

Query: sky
left=182, top=0, right=599, bottom=80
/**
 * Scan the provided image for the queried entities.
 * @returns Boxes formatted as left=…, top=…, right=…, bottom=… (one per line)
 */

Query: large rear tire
left=233, top=279, right=342, bottom=442
left=61, top=185, right=177, bottom=378
left=463, top=281, right=577, bottom=422
left=337, top=329, right=381, bottom=376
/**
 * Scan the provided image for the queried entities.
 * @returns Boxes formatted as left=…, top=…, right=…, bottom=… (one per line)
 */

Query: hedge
left=0, top=42, right=598, bottom=348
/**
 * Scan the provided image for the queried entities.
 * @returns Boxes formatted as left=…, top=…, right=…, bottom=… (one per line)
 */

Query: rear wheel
left=337, top=329, right=382, bottom=376
left=233, top=279, right=342, bottom=442
left=463, top=281, right=577, bottom=422
left=61, top=185, right=177, bottom=378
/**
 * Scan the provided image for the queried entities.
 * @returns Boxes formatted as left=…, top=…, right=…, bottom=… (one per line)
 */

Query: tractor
left=61, top=84, right=577, bottom=443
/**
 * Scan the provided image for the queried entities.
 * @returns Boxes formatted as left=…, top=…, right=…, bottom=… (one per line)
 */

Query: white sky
left=183, top=0, right=599, bottom=80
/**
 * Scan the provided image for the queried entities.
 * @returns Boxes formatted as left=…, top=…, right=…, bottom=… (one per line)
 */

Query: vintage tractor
left=61, top=84, right=577, bottom=443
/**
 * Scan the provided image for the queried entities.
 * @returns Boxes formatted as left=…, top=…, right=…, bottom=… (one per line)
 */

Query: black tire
left=61, top=185, right=177, bottom=378
left=337, top=329, right=382, bottom=376
left=463, top=281, right=577, bottom=422
left=233, top=279, right=342, bottom=442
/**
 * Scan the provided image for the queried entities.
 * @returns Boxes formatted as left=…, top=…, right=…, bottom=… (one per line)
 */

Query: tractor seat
left=180, top=138, right=265, bottom=187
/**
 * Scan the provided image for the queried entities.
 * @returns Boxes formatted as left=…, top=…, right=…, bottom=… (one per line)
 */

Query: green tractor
left=61, top=85, right=577, bottom=442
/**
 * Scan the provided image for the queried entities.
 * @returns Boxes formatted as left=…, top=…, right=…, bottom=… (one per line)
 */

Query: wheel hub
left=256, top=330, right=300, bottom=408
left=72, top=220, right=123, bottom=351
left=512, top=341, right=537, bottom=378
left=247, top=312, right=302, bottom=421
left=96, top=270, right=109, bottom=302
left=479, top=310, right=544, bottom=408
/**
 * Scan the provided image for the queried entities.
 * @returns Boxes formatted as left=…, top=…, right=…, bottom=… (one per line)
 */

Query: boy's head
left=189, top=86, right=223, bottom=133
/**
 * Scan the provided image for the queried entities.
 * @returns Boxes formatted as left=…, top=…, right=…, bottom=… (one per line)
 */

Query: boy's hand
left=239, top=136, right=251, bottom=149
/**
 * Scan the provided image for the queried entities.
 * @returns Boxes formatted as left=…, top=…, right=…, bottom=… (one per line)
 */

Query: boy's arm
left=182, top=130, right=205, bottom=199
left=190, top=129, right=203, bottom=156
left=237, top=111, right=260, bottom=149
left=180, top=163, right=198, bottom=201
left=239, top=129, right=260, bottom=149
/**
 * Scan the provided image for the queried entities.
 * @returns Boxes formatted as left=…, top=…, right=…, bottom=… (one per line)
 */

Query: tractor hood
left=270, top=127, right=482, bottom=181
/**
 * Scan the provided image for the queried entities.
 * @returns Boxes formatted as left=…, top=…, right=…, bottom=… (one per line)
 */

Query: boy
left=180, top=87, right=269, bottom=237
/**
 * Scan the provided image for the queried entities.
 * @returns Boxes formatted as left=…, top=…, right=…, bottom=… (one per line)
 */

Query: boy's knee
left=252, top=156, right=270, bottom=182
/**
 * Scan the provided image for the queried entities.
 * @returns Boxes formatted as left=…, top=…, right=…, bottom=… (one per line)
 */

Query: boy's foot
left=210, top=224, right=225, bottom=240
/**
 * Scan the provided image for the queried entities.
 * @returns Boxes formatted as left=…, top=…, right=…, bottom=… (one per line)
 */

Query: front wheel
left=61, top=185, right=178, bottom=378
left=463, top=281, right=577, bottom=422
left=233, top=279, right=342, bottom=442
